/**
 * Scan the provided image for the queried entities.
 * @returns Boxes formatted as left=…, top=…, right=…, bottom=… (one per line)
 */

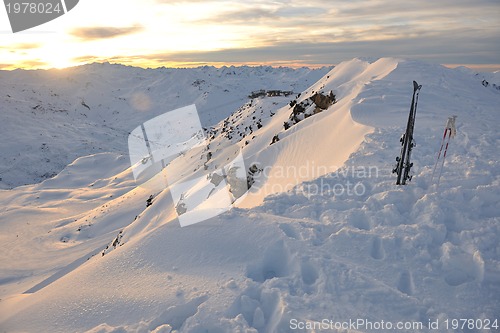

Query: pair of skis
left=430, top=116, right=457, bottom=189
left=393, top=81, right=422, bottom=185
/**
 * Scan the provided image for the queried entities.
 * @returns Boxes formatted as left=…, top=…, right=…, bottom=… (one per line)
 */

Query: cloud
left=188, top=1, right=350, bottom=23
left=70, top=25, right=144, bottom=40
left=194, top=4, right=325, bottom=24
left=154, top=0, right=239, bottom=3
left=201, top=7, right=277, bottom=23
left=176, top=0, right=498, bottom=48
left=117, top=25, right=499, bottom=67
left=12, top=43, right=42, bottom=50
left=71, top=55, right=104, bottom=63
left=0, top=43, right=41, bottom=51
left=1, top=59, right=49, bottom=69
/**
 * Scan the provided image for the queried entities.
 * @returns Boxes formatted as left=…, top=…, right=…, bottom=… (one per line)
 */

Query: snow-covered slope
left=0, top=64, right=329, bottom=189
left=0, top=58, right=499, bottom=333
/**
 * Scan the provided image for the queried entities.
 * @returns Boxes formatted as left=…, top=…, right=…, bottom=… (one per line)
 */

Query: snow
left=0, top=64, right=329, bottom=189
left=0, top=58, right=499, bottom=332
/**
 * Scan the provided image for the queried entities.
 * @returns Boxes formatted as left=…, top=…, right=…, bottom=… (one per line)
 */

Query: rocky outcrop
left=284, top=90, right=336, bottom=130
left=310, top=91, right=336, bottom=110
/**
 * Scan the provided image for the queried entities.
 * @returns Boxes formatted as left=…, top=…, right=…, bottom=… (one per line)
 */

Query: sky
left=0, top=0, right=499, bottom=71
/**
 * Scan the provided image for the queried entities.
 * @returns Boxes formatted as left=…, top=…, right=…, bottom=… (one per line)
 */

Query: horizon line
left=1, top=60, right=499, bottom=73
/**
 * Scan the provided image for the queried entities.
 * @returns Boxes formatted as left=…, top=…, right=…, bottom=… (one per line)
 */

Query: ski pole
left=431, top=127, right=448, bottom=183
left=436, top=130, right=451, bottom=189
left=433, top=116, right=457, bottom=190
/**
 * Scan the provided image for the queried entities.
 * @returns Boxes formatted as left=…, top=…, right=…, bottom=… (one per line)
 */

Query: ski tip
left=413, top=80, right=422, bottom=91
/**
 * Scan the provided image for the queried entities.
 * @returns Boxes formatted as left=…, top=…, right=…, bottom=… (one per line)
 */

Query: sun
left=47, top=60, right=74, bottom=69
left=45, top=52, right=75, bottom=69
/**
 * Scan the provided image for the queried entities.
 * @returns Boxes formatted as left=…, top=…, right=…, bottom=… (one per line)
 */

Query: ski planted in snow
left=393, top=81, right=422, bottom=185
left=430, top=115, right=457, bottom=189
